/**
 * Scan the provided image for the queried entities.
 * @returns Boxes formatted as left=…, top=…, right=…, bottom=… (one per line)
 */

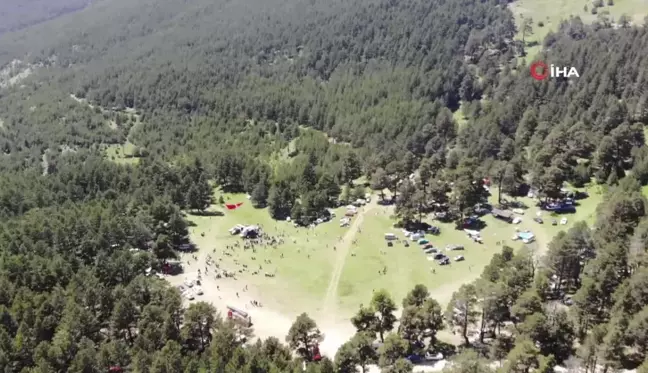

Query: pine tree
left=301, top=153, right=319, bottom=194
left=251, top=180, right=269, bottom=208
left=185, top=185, right=201, bottom=212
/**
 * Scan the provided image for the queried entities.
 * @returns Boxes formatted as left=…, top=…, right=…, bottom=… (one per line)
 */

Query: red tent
left=225, top=202, right=244, bottom=210
left=313, top=344, right=322, bottom=361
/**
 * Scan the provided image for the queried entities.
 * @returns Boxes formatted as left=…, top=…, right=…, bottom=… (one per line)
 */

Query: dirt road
left=318, top=201, right=380, bottom=356
left=322, top=200, right=377, bottom=315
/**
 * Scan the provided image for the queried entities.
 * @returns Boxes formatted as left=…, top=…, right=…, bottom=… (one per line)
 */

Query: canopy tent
left=225, top=202, right=244, bottom=210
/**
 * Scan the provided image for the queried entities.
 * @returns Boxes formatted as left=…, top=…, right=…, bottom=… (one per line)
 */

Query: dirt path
left=322, top=200, right=377, bottom=316
left=317, top=201, right=379, bottom=357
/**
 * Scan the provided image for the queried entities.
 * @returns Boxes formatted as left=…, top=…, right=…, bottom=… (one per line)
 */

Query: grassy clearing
left=543, top=183, right=605, bottom=230
left=104, top=141, right=140, bottom=165
left=453, top=104, right=469, bottom=130
left=71, top=93, right=144, bottom=165
left=186, top=182, right=605, bottom=318
left=510, top=0, right=648, bottom=58
left=336, top=206, right=522, bottom=312
left=489, top=183, right=605, bottom=252
left=642, top=185, right=648, bottom=199
left=186, top=192, right=348, bottom=314
left=268, top=138, right=297, bottom=169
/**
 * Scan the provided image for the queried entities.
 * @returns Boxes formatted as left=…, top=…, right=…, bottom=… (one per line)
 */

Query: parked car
left=195, top=286, right=204, bottom=295
left=424, top=248, right=437, bottom=254
left=474, top=207, right=489, bottom=215
left=454, top=255, right=465, bottom=262
left=533, top=217, right=543, bottom=224
left=428, top=226, right=441, bottom=235
left=425, top=351, right=444, bottom=361
left=552, top=219, right=558, bottom=225
left=438, top=258, right=450, bottom=265
left=184, top=278, right=194, bottom=287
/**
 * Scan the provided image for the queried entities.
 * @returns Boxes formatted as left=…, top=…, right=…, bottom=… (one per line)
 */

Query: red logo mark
left=530, top=61, right=549, bottom=81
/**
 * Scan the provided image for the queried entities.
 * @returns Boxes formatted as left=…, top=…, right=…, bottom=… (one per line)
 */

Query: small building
left=517, top=231, right=535, bottom=244
left=492, top=208, right=514, bottom=223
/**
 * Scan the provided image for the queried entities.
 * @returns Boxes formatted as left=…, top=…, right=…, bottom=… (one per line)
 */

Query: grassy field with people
left=182, top=183, right=603, bottom=322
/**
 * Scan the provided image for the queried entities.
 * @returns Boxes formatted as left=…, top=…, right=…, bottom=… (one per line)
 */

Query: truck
left=227, top=305, right=253, bottom=327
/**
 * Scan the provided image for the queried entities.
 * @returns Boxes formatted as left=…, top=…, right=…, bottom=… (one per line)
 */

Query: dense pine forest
left=1, top=0, right=648, bottom=371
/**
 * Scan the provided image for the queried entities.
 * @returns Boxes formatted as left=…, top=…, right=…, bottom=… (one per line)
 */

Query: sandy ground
left=166, top=258, right=308, bottom=350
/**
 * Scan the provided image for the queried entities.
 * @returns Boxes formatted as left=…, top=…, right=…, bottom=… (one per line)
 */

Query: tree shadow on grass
left=622, top=352, right=644, bottom=370
left=500, top=199, right=529, bottom=209
left=455, top=219, right=488, bottom=232
left=187, top=210, right=224, bottom=217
